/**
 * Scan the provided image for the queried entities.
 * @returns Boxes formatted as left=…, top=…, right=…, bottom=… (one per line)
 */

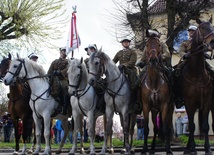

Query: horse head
left=88, top=51, right=107, bottom=86
left=0, top=53, right=12, bottom=77
left=192, top=21, right=214, bottom=51
left=145, top=37, right=161, bottom=66
left=68, top=57, right=88, bottom=96
left=3, top=58, right=26, bottom=85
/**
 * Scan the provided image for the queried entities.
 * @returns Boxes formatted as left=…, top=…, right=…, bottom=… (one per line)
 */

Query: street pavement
left=0, top=151, right=209, bottom=155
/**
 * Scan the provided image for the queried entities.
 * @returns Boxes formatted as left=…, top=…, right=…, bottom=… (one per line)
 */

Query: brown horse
left=0, top=53, right=34, bottom=154
left=179, top=21, right=214, bottom=155
left=140, top=36, right=174, bottom=155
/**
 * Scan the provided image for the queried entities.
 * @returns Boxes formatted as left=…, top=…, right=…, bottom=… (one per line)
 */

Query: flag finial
left=72, top=6, right=77, bottom=13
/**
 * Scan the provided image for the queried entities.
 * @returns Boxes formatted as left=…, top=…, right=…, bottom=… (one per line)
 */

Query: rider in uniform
left=174, top=25, right=214, bottom=108
left=48, top=47, right=69, bottom=115
left=113, top=38, right=140, bottom=113
left=84, top=44, right=106, bottom=114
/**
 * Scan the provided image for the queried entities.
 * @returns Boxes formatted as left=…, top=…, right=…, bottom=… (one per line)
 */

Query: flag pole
left=71, top=6, right=76, bottom=58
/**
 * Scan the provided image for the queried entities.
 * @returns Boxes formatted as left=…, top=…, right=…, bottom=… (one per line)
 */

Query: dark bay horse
left=0, top=53, right=34, bottom=155
left=140, top=36, right=174, bottom=155
left=179, top=21, right=214, bottom=155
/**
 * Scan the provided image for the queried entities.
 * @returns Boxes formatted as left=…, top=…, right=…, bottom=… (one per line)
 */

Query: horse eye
left=14, top=65, right=18, bottom=68
left=95, top=61, right=99, bottom=65
left=77, top=74, right=80, bottom=77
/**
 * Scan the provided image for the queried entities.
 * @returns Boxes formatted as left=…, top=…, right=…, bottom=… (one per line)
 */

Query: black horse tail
left=198, top=108, right=203, bottom=139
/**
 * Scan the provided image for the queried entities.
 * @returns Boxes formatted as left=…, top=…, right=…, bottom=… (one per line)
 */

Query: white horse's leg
left=100, top=109, right=114, bottom=155
left=42, top=115, right=51, bottom=155
left=69, top=114, right=83, bottom=155
left=121, top=107, right=131, bottom=155
left=56, top=118, right=69, bottom=154
left=88, top=115, right=96, bottom=155
left=21, top=143, right=27, bottom=155
left=32, top=115, right=42, bottom=155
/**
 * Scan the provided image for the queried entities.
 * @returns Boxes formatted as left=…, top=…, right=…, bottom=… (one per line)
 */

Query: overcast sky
left=41, top=0, right=125, bottom=70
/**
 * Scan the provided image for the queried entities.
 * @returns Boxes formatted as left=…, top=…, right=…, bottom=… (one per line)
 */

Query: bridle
left=68, top=64, right=91, bottom=97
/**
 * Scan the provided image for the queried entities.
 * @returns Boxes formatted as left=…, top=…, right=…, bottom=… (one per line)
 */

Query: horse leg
left=202, top=110, right=212, bottom=154
left=32, top=115, right=42, bottom=155
left=42, top=115, right=51, bottom=155
left=130, top=113, right=136, bottom=154
left=121, top=107, right=131, bottom=155
left=162, top=105, right=173, bottom=155
left=69, top=114, right=83, bottom=155
left=141, top=109, right=149, bottom=155
left=183, top=110, right=196, bottom=155
left=88, top=114, right=96, bottom=155
left=150, top=112, right=158, bottom=155
left=21, top=116, right=29, bottom=155
left=119, top=113, right=126, bottom=154
left=100, top=109, right=114, bottom=155
left=12, top=119, right=20, bottom=155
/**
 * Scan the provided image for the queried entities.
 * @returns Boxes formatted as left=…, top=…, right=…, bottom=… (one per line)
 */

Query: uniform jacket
left=113, top=48, right=137, bottom=69
left=47, top=58, right=68, bottom=80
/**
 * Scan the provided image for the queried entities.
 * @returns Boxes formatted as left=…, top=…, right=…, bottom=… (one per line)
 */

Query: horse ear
left=16, top=53, right=20, bottom=59
left=209, top=15, right=212, bottom=24
left=8, top=53, right=11, bottom=60
left=146, top=30, right=150, bottom=38
left=98, top=47, right=102, bottom=52
left=80, top=57, right=83, bottom=64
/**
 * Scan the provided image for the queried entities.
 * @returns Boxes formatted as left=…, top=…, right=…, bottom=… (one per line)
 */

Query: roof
left=148, top=0, right=214, bottom=14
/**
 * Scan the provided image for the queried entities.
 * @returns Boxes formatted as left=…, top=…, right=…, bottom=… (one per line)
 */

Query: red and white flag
left=66, top=10, right=81, bottom=56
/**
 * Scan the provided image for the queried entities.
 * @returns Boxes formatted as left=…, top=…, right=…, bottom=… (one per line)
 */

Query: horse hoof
left=167, top=152, right=173, bottom=155
left=130, top=149, right=135, bottom=154
left=55, top=150, right=62, bottom=154
left=141, top=152, right=147, bottom=155
left=205, top=151, right=213, bottom=155
left=13, top=152, right=19, bottom=155
left=121, top=149, right=126, bottom=154
left=109, top=149, right=114, bottom=154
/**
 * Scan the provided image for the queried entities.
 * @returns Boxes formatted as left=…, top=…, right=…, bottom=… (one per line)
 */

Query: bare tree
left=0, top=0, right=68, bottom=56
left=111, top=0, right=214, bottom=53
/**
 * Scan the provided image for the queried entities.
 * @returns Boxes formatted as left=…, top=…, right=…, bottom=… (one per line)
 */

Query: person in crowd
left=2, top=112, right=13, bottom=142
left=55, top=119, right=62, bottom=144
left=47, top=47, right=69, bottom=115
left=28, top=53, right=39, bottom=62
left=113, top=38, right=140, bottom=113
left=175, top=112, right=183, bottom=137
left=136, top=114, right=144, bottom=140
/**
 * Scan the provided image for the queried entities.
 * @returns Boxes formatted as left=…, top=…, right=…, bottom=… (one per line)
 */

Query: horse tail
left=198, top=108, right=203, bottom=139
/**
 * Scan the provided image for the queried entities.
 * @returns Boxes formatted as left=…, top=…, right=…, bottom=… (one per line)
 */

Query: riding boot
left=174, top=60, right=187, bottom=77
left=62, top=94, right=70, bottom=115
left=173, top=74, right=184, bottom=109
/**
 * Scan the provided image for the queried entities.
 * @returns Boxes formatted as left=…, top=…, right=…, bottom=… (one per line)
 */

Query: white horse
left=3, top=56, right=71, bottom=155
left=67, top=58, right=105, bottom=155
left=88, top=51, right=131, bottom=154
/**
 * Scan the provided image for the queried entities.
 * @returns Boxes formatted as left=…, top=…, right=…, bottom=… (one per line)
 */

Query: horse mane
left=24, top=58, right=46, bottom=76
left=91, top=50, right=111, bottom=64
